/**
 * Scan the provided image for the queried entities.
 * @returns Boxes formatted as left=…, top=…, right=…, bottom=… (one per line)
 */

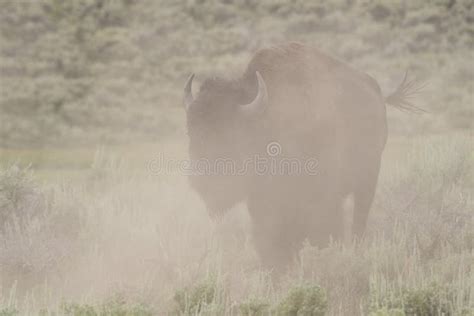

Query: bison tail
left=384, top=71, right=427, bottom=114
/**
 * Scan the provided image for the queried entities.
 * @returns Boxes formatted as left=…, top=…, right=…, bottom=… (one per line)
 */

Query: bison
left=182, top=42, right=422, bottom=270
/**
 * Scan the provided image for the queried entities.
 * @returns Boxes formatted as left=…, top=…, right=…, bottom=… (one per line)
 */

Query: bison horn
left=183, top=73, right=195, bottom=110
left=239, top=71, right=268, bottom=117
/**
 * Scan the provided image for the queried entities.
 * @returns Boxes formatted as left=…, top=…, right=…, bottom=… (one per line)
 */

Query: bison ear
left=239, top=71, right=268, bottom=117
left=183, top=73, right=195, bottom=111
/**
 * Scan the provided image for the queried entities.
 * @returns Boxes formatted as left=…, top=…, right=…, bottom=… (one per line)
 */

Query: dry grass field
left=0, top=132, right=472, bottom=315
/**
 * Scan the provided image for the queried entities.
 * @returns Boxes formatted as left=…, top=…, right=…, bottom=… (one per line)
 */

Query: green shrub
left=60, top=300, right=153, bottom=316
left=0, top=164, right=87, bottom=287
left=173, top=277, right=222, bottom=315
left=0, top=164, right=45, bottom=231
left=0, top=308, right=18, bottom=316
left=368, top=307, right=405, bottom=316
left=239, top=298, right=270, bottom=316
left=370, top=283, right=455, bottom=316
left=276, top=284, right=328, bottom=316
left=402, top=285, right=453, bottom=316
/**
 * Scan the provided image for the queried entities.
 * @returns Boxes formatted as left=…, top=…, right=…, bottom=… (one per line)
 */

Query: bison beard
left=183, top=42, right=421, bottom=271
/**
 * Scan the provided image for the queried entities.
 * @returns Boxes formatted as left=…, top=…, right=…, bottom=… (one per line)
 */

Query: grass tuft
left=276, top=284, right=328, bottom=316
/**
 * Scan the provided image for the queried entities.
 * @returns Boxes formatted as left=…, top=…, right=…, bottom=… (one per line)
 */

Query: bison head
left=183, top=72, right=268, bottom=217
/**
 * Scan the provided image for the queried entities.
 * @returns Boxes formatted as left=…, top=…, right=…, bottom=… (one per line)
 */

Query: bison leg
left=307, top=192, right=345, bottom=247
left=247, top=197, right=302, bottom=272
left=352, top=157, right=381, bottom=238
left=251, top=222, right=299, bottom=272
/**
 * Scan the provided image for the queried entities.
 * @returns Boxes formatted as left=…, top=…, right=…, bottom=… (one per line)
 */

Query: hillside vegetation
left=1, top=0, right=472, bottom=147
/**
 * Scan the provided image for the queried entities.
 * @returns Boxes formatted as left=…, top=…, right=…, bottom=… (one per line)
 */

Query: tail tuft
left=385, top=71, right=427, bottom=114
